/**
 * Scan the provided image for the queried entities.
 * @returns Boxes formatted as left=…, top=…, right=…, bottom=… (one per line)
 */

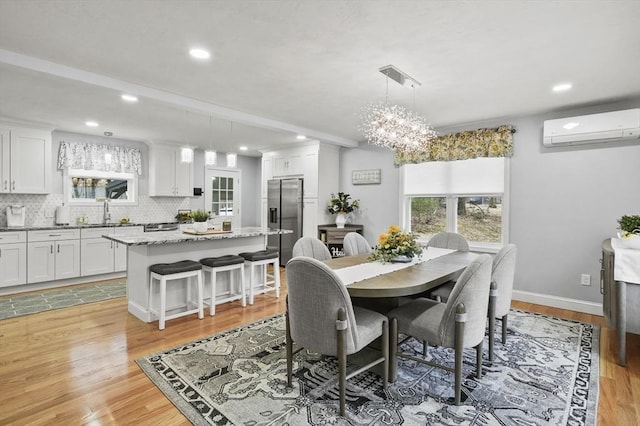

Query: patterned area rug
left=137, top=310, right=599, bottom=425
left=0, top=279, right=126, bottom=320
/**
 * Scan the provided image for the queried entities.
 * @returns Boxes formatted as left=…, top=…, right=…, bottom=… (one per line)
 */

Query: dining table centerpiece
left=327, top=192, right=359, bottom=228
left=369, top=225, right=423, bottom=263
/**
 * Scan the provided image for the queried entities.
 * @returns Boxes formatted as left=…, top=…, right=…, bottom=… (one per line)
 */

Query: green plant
left=368, top=225, right=423, bottom=262
left=190, top=210, right=210, bottom=222
left=618, top=215, right=640, bottom=235
left=175, top=211, right=193, bottom=222
left=327, top=192, right=359, bottom=214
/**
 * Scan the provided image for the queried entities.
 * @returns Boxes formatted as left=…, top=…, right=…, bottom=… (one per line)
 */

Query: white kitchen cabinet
left=0, top=126, right=52, bottom=194
left=0, top=231, right=27, bottom=287
left=27, top=229, right=81, bottom=283
left=148, top=144, right=193, bottom=196
left=80, top=226, right=143, bottom=276
left=273, top=153, right=303, bottom=177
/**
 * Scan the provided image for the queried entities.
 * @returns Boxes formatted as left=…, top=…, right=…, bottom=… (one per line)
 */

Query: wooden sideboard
left=601, top=238, right=640, bottom=365
left=318, top=224, right=364, bottom=258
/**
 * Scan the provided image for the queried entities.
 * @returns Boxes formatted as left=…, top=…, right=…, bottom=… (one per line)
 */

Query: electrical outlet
left=581, top=274, right=591, bottom=286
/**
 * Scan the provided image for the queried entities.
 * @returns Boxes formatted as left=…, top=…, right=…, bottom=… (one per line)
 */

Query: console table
left=602, top=238, right=640, bottom=365
left=317, top=224, right=364, bottom=258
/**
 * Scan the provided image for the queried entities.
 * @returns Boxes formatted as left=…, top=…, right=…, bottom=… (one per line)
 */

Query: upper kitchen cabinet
left=0, top=126, right=52, bottom=194
left=148, top=144, right=194, bottom=197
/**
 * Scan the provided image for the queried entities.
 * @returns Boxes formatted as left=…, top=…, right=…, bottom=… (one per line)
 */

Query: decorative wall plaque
left=352, top=169, right=381, bottom=185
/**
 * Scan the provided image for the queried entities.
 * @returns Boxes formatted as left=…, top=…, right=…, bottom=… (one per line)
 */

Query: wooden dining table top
left=324, top=251, right=479, bottom=298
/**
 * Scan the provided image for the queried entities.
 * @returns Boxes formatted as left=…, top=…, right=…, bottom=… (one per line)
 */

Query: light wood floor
left=0, top=274, right=638, bottom=425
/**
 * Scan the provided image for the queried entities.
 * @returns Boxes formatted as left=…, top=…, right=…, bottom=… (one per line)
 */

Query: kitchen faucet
left=103, top=199, right=111, bottom=224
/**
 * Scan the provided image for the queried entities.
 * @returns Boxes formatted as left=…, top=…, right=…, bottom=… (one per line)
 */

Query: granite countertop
left=0, top=222, right=172, bottom=232
left=103, top=227, right=293, bottom=246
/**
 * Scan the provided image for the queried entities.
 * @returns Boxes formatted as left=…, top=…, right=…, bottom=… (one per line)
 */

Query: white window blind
left=402, top=157, right=505, bottom=195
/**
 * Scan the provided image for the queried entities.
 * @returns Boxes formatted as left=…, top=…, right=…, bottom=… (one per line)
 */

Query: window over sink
left=64, top=168, right=138, bottom=206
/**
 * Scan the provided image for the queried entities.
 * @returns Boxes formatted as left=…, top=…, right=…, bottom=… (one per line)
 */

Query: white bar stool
left=148, top=260, right=204, bottom=330
left=238, top=249, right=280, bottom=305
left=200, top=255, right=246, bottom=315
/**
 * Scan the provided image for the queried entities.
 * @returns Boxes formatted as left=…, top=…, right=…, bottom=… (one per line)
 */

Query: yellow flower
left=387, top=225, right=401, bottom=233
left=378, top=233, right=388, bottom=244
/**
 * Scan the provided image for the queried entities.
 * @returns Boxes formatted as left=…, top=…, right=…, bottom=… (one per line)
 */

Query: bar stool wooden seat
left=200, top=255, right=246, bottom=315
left=238, top=249, right=280, bottom=305
left=148, top=260, right=204, bottom=330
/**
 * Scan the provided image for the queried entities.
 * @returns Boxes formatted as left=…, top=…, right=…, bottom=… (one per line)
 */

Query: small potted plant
left=617, top=215, right=640, bottom=249
left=327, top=192, right=359, bottom=228
left=190, top=210, right=211, bottom=232
left=369, top=225, right=423, bottom=263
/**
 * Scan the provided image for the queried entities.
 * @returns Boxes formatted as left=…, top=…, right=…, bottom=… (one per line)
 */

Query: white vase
left=335, top=212, right=347, bottom=228
left=193, top=221, right=208, bottom=233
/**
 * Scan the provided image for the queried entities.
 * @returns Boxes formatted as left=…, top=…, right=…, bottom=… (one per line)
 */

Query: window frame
left=400, top=158, right=510, bottom=253
left=63, top=168, right=138, bottom=206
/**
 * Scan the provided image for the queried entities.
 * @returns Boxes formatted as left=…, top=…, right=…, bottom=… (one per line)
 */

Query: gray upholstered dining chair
left=387, top=254, right=493, bottom=405
left=285, top=257, right=389, bottom=416
left=426, top=231, right=470, bottom=251
left=291, top=236, right=332, bottom=261
left=342, top=232, right=372, bottom=256
left=430, top=244, right=517, bottom=361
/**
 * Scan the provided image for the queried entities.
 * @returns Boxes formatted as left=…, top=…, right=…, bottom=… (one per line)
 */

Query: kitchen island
left=104, top=227, right=292, bottom=322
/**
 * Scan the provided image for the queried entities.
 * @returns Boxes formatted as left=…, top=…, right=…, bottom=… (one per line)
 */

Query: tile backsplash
left=0, top=194, right=190, bottom=227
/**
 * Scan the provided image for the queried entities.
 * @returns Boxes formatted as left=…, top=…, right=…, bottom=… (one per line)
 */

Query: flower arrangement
left=369, top=225, right=423, bottom=262
left=327, top=192, right=359, bottom=214
left=618, top=215, right=640, bottom=237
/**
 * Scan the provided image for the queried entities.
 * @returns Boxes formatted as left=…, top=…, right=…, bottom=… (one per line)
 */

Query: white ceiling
left=1, top=0, right=639, bottom=156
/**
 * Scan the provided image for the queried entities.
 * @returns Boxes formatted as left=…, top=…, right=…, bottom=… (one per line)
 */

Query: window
left=64, top=169, right=137, bottom=205
left=401, top=157, right=508, bottom=250
left=204, top=167, right=241, bottom=228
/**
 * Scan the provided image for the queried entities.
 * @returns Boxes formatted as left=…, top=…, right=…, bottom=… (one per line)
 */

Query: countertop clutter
left=0, top=222, right=176, bottom=232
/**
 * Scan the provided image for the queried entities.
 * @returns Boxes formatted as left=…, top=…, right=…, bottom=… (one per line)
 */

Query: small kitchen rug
left=0, top=279, right=126, bottom=320
left=137, top=310, right=599, bottom=426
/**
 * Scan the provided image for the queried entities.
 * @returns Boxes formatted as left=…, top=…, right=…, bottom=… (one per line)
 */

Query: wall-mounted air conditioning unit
left=543, top=108, right=640, bottom=147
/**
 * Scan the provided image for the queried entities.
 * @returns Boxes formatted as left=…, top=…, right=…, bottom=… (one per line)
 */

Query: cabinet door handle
left=12, top=180, right=16, bottom=190
left=50, top=244, right=53, bottom=254
left=57, top=244, right=60, bottom=254
left=49, top=234, right=62, bottom=237
left=3, top=180, right=7, bottom=190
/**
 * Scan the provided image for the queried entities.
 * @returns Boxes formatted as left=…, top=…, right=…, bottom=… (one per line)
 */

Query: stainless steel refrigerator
left=267, top=178, right=303, bottom=265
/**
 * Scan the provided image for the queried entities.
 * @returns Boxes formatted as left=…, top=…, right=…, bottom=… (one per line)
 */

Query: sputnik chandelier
left=359, top=65, right=437, bottom=153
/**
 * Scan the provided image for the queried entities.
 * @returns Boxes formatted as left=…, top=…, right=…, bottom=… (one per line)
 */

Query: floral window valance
left=57, top=141, right=142, bottom=175
left=394, top=125, right=515, bottom=166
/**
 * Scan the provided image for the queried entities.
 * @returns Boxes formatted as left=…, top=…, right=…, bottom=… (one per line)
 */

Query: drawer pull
left=48, top=234, right=62, bottom=237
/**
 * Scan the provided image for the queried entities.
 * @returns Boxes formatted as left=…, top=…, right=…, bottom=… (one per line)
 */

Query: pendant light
left=226, top=121, right=237, bottom=168
left=205, top=116, right=217, bottom=166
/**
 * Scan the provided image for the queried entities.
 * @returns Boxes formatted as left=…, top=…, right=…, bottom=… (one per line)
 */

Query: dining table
left=324, top=248, right=479, bottom=381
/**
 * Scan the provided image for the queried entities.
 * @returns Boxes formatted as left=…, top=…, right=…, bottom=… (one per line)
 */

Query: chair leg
left=422, top=340, right=428, bottom=356
left=475, top=341, right=482, bottom=378
left=159, top=277, right=167, bottom=330
left=273, top=261, right=281, bottom=298
left=337, top=308, right=347, bottom=417
left=502, top=314, right=508, bottom=343
left=390, top=317, right=398, bottom=383
left=488, top=281, right=497, bottom=361
left=285, top=303, right=293, bottom=387
left=249, top=264, right=255, bottom=305
left=382, top=319, right=389, bottom=390
left=239, top=267, right=247, bottom=307
left=454, top=304, right=466, bottom=405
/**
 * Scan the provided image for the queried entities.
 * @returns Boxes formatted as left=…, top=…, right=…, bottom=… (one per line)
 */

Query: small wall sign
left=352, top=169, right=381, bottom=185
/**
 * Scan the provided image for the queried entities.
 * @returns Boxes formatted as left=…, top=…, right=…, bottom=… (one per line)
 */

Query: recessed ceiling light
left=189, top=48, right=210, bottom=60
left=85, top=121, right=99, bottom=127
left=121, top=94, right=138, bottom=102
left=552, top=83, right=572, bottom=92
left=239, top=146, right=248, bottom=151
left=296, top=135, right=306, bottom=140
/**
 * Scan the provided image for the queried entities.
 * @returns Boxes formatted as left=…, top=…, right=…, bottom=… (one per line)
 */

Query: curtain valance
left=394, top=125, right=515, bottom=166
left=57, top=141, right=142, bottom=175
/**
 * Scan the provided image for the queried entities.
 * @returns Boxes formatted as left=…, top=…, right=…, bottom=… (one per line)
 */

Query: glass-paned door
left=204, top=168, right=241, bottom=228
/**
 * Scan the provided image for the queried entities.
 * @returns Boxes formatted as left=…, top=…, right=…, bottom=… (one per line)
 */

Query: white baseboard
left=512, top=290, right=603, bottom=316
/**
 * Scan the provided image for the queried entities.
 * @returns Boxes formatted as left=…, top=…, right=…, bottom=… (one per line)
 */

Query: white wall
left=339, top=98, right=640, bottom=312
